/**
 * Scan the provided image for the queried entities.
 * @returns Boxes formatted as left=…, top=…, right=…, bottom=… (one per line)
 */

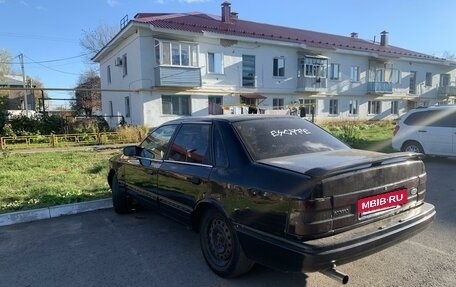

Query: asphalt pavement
left=0, top=157, right=454, bottom=287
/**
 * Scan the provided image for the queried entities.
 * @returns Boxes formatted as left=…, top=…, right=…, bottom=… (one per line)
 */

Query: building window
left=350, top=66, right=359, bottom=82
left=299, top=99, right=317, bottom=116
left=208, top=52, right=223, bottom=74
left=392, top=69, right=400, bottom=84
left=162, top=95, right=191, bottom=115
left=330, top=63, right=340, bottom=80
left=409, top=71, right=417, bottom=94
left=155, top=39, right=198, bottom=67
left=272, top=98, right=284, bottom=110
left=425, top=72, right=432, bottom=87
left=329, top=99, right=338, bottom=115
left=440, top=74, right=450, bottom=87
left=107, top=65, right=111, bottom=84
left=349, top=99, right=358, bottom=115
left=109, top=101, right=113, bottom=116
left=273, top=57, right=285, bottom=77
left=124, top=96, right=130, bottom=118
left=242, top=55, right=255, bottom=87
left=303, top=57, right=327, bottom=78
left=391, top=100, right=399, bottom=115
left=368, top=100, right=381, bottom=115
left=208, top=96, right=223, bottom=115
left=122, top=54, right=128, bottom=77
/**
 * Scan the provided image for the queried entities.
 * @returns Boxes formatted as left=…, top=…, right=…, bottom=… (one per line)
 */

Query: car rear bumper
left=234, top=202, right=435, bottom=273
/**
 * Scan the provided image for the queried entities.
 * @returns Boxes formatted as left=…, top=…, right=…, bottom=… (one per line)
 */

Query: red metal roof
left=133, top=12, right=443, bottom=62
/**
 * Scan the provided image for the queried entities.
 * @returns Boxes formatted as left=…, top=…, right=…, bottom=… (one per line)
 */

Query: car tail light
left=393, top=125, right=400, bottom=136
left=287, top=197, right=333, bottom=238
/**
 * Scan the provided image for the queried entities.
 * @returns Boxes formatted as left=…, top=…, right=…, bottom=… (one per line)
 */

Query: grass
left=320, top=120, right=396, bottom=153
left=0, top=120, right=396, bottom=214
left=0, top=149, right=119, bottom=214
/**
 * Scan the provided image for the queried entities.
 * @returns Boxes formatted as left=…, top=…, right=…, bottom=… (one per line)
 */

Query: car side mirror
left=123, top=146, right=138, bottom=156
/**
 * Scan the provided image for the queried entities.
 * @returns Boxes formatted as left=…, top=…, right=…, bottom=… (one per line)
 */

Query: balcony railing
left=437, top=86, right=456, bottom=97
left=154, top=66, right=201, bottom=87
left=297, top=77, right=327, bottom=92
left=367, top=82, right=393, bottom=94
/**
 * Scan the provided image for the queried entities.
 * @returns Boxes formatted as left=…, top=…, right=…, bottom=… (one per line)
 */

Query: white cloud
left=107, top=0, right=120, bottom=7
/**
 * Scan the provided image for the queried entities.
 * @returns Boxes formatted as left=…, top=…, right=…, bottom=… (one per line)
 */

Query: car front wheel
left=200, top=208, right=254, bottom=278
left=402, top=141, right=424, bottom=154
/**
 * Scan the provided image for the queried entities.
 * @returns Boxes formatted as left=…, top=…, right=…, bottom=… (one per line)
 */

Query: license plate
left=358, top=188, right=408, bottom=215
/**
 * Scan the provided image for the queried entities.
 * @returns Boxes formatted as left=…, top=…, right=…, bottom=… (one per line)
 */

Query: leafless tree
left=80, top=24, right=118, bottom=61
left=0, top=49, right=12, bottom=77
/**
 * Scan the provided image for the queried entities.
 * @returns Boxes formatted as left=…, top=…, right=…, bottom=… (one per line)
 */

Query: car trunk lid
left=258, top=150, right=426, bottom=238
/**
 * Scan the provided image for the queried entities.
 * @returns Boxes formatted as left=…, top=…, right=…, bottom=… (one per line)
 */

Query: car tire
left=402, top=141, right=424, bottom=154
left=111, top=174, right=132, bottom=214
left=200, top=208, right=254, bottom=278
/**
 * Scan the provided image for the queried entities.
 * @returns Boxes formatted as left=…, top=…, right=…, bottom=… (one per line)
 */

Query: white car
left=392, top=105, right=456, bottom=156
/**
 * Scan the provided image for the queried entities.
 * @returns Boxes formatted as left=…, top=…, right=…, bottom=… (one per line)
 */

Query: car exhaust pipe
left=320, top=265, right=349, bottom=285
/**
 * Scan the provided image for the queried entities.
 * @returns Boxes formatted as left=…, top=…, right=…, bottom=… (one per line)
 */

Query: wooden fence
left=0, top=132, right=143, bottom=150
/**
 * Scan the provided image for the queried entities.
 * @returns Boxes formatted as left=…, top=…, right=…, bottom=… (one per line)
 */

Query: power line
left=1, top=53, right=91, bottom=65
left=23, top=55, right=82, bottom=76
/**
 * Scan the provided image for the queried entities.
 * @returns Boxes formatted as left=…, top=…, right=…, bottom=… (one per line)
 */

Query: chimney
left=350, top=32, right=358, bottom=39
left=380, top=31, right=389, bottom=46
left=221, top=1, right=231, bottom=23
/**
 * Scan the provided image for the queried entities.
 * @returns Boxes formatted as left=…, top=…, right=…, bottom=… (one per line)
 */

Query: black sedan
left=107, top=115, right=435, bottom=284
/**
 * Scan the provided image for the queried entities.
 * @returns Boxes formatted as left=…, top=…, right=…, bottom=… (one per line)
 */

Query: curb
left=0, top=198, right=113, bottom=227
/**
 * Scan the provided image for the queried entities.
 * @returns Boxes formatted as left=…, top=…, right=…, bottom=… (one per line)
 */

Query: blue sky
left=1, top=0, right=456, bottom=106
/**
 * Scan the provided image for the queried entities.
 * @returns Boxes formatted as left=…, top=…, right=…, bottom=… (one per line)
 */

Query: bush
left=116, top=125, right=148, bottom=142
left=69, top=117, right=109, bottom=134
left=322, top=120, right=363, bottom=145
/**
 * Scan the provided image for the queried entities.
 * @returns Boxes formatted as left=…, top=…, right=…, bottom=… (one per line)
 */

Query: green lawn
left=0, top=149, right=118, bottom=213
left=321, top=120, right=396, bottom=153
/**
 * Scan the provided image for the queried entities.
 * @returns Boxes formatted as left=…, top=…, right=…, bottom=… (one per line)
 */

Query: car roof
left=413, top=105, right=456, bottom=111
left=163, top=115, right=302, bottom=125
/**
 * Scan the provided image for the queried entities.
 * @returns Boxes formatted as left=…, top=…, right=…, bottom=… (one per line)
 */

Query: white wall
left=98, top=24, right=456, bottom=128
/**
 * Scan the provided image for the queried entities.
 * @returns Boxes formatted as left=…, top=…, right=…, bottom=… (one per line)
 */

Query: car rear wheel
left=200, top=208, right=254, bottom=278
left=402, top=141, right=424, bottom=154
left=111, top=174, right=132, bottom=214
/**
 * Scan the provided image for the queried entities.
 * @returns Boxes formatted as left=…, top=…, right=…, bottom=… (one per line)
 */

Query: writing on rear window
left=270, top=129, right=311, bottom=137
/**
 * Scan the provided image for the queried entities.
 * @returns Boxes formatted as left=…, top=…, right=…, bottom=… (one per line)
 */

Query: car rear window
left=233, top=117, right=349, bottom=160
left=404, top=109, right=456, bottom=128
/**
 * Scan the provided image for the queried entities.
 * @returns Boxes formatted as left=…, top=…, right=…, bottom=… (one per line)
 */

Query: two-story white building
left=93, top=1, right=456, bottom=128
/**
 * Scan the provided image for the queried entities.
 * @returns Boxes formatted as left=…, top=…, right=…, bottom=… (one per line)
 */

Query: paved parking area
left=0, top=157, right=455, bottom=287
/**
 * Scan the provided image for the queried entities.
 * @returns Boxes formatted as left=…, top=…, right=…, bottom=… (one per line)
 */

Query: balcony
left=367, top=82, right=393, bottom=94
left=154, top=66, right=201, bottom=87
left=437, top=85, right=456, bottom=97
left=297, top=77, right=327, bottom=92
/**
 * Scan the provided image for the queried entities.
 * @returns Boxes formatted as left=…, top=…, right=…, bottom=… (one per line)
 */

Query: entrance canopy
left=240, top=93, right=267, bottom=99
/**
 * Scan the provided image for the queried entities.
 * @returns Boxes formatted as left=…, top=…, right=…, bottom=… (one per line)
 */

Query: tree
left=441, top=51, right=456, bottom=61
left=0, top=49, right=12, bottom=77
left=73, top=69, right=101, bottom=117
left=80, top=24, right=118, bottom=61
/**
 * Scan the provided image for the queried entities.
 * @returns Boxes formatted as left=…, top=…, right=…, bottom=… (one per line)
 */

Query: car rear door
left=157, top=123, right=212, bottom=224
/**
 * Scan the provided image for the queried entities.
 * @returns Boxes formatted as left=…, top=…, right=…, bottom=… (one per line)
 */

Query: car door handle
left=418, top=130, right=427, bottom=133
left=187, top=177, right=202, bottom=185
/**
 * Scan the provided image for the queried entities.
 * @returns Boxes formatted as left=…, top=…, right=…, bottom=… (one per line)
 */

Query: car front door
left=123, top=124, right=178, bottom=205
left=157, top=123, right=212, bottom=224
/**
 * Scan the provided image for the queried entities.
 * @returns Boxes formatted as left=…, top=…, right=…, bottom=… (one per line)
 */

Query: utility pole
left=19, top=53, right=29, bottom=116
